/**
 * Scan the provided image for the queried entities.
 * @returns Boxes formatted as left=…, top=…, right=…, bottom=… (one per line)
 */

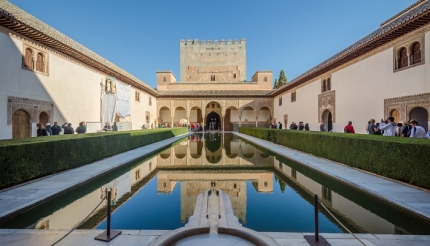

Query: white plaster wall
left=159, top=109, right=172, bottom=123
left=230, top=109, right=239, bottom=122
left=242, top=109, right=255, bottom=122
left=0, top=32, right=157, bottom=139
left=274, top=30, right=430, bottom=133
left=190, top=109, right=198, bottom=122
left=274, top=79, right=321, bottom=131
left=174, top=109, right=187, bottom=123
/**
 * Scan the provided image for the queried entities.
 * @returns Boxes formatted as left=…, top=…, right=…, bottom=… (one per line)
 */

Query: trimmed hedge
left=239, top=127, right=430, bottom=189
left=0, top=128, right=187, bottom=188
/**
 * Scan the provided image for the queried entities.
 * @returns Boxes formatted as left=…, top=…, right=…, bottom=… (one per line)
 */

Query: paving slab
left=234, top=132, right=430, bottom=220
left=0, top=133, right=190, bottom=221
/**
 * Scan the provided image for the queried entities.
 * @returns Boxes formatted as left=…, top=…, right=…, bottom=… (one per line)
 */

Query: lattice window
left=211, top=75, right=215, bottom=81
left=411, top=42, right=421, bottom=64
left=36, top=53, right=44, bottom=72
left=398, top=47, right=408, bottom=69
left=24, top=48, right=34, bottom=69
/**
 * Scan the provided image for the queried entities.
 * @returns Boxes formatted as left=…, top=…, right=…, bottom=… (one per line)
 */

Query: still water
left=1, top=133, right=429, bottom=234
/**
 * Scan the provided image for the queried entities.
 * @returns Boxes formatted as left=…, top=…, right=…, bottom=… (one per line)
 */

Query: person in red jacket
left=344, top=121, right=355, bottom=134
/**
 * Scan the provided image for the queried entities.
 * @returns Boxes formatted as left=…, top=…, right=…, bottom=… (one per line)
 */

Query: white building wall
left=0, top=30, right=155, bottom=139
left=274, top=29, right=430, bottom=133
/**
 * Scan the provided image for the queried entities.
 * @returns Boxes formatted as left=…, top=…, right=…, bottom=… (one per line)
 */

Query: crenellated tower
left=180, top=39, right=246, bottom=83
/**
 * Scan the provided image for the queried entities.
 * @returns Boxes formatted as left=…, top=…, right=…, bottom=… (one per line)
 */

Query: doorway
left=409, top=107, right=429, bottom=131
left=322, top=109, right=333, bottom=132
left=206, top=111, right=220, bottom=130
left=12, top=109, right=31, bottom=139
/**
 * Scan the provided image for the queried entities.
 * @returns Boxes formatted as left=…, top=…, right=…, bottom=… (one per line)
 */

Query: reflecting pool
left=1, top=133, right=429, bottom=234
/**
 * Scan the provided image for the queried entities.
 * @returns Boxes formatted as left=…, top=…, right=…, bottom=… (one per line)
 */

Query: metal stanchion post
left=314, top=194, right=319, bottom=241
left=95, top=189, right=121, bottom=242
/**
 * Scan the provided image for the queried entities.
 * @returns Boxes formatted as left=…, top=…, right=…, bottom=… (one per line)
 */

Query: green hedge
left=0, top=128, right=187, bottom=188
left=239, top=127, right=430, bottom=189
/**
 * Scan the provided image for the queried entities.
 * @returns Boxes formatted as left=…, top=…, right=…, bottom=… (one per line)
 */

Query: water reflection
left=1, top=133, right=429, bottom=235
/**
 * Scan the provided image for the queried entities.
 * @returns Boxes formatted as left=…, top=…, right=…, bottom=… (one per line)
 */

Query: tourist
left=51, top=121, right=62, bottom=135
left=103, top=122, right=111, bottom=131
left=304, top=123, right=310, bottom=131
left=409, top=120, right=427, bottom=138
left=379, top=117, right=396, bottom=136
left=320, top=122, right=326, bottom=132
left=36, top=123, right=48, bottom=136
left=344, top=121, right=355, bottom=134
left=275, top=122, right=279, bottom=129
left=298, top=122, right=304, bottom=130
left=401, top=121, right=411, bottom=137
left=396, top=122, right=404, bottom=137
left=75, top=121, right=86, bottom=134
left=278, top=122, right=283, bottom=129
left=112, top=122, right=118, bottom=131
left=367, top=119, right=376, bottom=135
left=289, top=122, right=294, bottom=130
left=45, top=123, right=52, bottom=136
left=62, top=123, right=74, bottom=134
left=366, top=121, right=371, bottom=134
left=374, top=122, right=381, bottom=135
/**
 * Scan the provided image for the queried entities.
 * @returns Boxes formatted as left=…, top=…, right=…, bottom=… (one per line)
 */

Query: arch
left=389, top=109, right=400, bottom=123
left=205, top=133, right=222, bottom=164
left=206, top=111, right=221, bottom=130
left=159, top=149, right=171, bottom=159
left=258, top=106, right=271, bottom=126
left=224, top=106, right=239, bottom=131
left=327, top=78, right=331, bottom=90
left=411, top=42, right=422, bottom=64
left=322, top=109, right=333, bottom=132
left=258, top=149, right=270, bottom=159
left=189, top=136, right=203, bottom=158
left=174, top=144, right=187, bottom=159
left=39, top=111, right=49, bottom=126
left=409, top=106, right=429, bottom=132
left=163, top=77, right=166, bottom=82
left=263, top=76, right=267, bottom=82
left=159, top=106, right=172, bottom=127
left=205, top=101, right=222, bottom=111
left=24, top=48, right=34, bottom=69
left=398, top=47, right=408, bottom=69
left=36, top=52, right=44, bottom=72
left=12, top=109, right=31, bottom=139
left=174, top=106, right=187, bottom=126
left=241, top=106, right=255, bottom=123
left=322, top=79, right=326, bottom=92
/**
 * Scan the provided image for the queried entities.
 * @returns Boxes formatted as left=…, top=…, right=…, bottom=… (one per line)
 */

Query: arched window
left=36, top=53, right=44, bottom=72
left=163, top=77, right=166, bottom=82
left=327, top=78, right=331, bottom=90
left=322, top=79, right=326, bottom=92
left=264, top=76, right=267, bottom=82
left=411, top=42, right=421, bottom=64
left=24, top=48, right=34, bottom=69
left=398, top=47, right=408, bottom=69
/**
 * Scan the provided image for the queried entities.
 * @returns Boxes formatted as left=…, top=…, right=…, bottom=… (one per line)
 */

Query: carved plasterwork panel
left=225, top=99, right=239, bottom=109
left=7, top=96, right=53, bottom=125
left=318, top=90, right=336, bottom=123
left=384, top=93, right=430, bottom=121
left=188, top=100, right=202, bottom=110
left=174, top=100, right=187, bottom=110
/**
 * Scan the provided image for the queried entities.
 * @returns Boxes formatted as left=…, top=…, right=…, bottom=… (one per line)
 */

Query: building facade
left=1, top=1, right=430, bottom=139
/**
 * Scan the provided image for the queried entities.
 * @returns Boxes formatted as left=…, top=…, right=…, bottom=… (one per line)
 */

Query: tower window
left=211, top=75, right=215, bottom=81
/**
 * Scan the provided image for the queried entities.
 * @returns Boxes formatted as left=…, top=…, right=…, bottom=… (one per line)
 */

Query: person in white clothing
left=379, top=117, right=396, bottom=136
left=409, top=120, right=427, bottom=138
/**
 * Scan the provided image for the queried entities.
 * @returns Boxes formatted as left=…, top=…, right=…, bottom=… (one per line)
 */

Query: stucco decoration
left=318, top=90, right=336, bottom=123
left=174, top=100, right=187, bottom=110
left=7, top=96, right=53, bottom=125
left=225, top=99, right=239, bottom=110
left=384, top=93, right=430, bottom=121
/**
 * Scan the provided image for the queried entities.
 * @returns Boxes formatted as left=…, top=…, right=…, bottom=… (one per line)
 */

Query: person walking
left=51, top=122, right=62, bottom=135
left=344, top=121, right=355, bottom=134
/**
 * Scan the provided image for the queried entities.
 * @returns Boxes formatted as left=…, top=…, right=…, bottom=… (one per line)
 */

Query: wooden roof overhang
left=156, top=90, right=273, bottom=99
left=0, top=8, right=158, bottom=97
left=271, top=3, right=430, bottom=97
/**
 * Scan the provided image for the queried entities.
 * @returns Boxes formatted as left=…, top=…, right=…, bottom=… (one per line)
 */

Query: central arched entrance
left=12, top=109, right=31, bottom=139
left=206, top=111, right=221, bottom=130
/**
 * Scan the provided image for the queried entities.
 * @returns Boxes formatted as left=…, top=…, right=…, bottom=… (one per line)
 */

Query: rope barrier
left=317, top=198, right=367, bottom=246
left=51, top=196, right=107, bottom=246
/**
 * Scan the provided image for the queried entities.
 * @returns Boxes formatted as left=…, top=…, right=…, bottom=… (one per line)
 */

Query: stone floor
left=0, top=132, right=429, bottom=245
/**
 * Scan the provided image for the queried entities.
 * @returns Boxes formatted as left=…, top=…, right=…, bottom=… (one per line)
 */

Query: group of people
left=189, top=123, right=202, bottom=132
left=289, top=122, right=310, bottom=131
left=270, top=122, right=283, bottom=129
left=364, top=117, right=428, bottom=138
left=103, top=122, right=118, bottom=132
left=36, top=121, right=87, bottom=136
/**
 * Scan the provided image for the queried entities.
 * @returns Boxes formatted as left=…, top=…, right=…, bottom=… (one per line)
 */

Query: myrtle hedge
left=239, top=127, right=430, bottom=189
left=0, top=128, right=187, bottom=188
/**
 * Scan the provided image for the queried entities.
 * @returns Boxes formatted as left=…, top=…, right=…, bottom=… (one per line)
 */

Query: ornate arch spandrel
left=318, top=90, right=336, bottom=123
left=7, top=96, right=53, bottom=125
left=385, top=93, right=430, bottom=122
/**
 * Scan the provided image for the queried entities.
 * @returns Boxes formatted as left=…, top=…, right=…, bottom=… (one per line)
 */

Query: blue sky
left=9, top=0, right=417, bottom=89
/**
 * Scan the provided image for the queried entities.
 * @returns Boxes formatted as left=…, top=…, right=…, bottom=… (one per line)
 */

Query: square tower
left=180, top=39, right=246, bottom=83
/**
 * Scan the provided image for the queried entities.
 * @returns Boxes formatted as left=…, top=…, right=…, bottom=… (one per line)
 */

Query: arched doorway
left=39, top=111, right=49, bottom=126
left=322, top=109, right=333, bottom=132
left=206, top=111, right=221, bottom=130
left=390, top=109, right=400, bottom=123
left=12, top=109, right=31, bottom=139
left=409, top=107, right=429, bottom=131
